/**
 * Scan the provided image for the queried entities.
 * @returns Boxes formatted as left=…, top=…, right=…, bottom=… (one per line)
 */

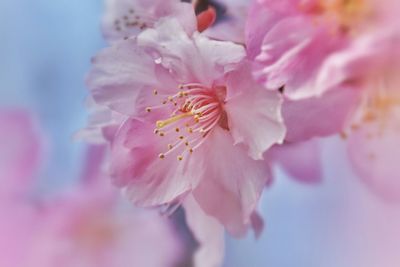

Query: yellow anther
left=159, top=153, right=165, bottom=159
left=146, top=107, right=152, bottom=112
left=162, top=100, right=167, bottom=105
left=153, top=90, right=158, bottom=95
left=185, top=141, right=189, bottom=146
left=189, top=148, right=193, bottom=154
left=159, top=132, right=165, bottom=137
left=179, top=135, right=184, bottom=140
left=156, top=112, right=192, bottom=129
left=154, top=129, right=159, bottom=134
left=188, top=128, right=193, bottom=133
left=168, top=96, right=173, bottom=102
left=168, top=144, right=173, bottom=150
left=175, top=128, right=180, bottom=132
left=177, top=155, right=183, bottom=161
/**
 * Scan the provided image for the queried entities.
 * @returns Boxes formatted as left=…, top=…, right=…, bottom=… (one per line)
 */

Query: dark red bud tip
left=196, top=6, right=216, bottom=32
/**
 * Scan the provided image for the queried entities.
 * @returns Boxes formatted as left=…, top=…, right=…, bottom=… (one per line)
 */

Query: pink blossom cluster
left=82, top=0, right=400, bottom=266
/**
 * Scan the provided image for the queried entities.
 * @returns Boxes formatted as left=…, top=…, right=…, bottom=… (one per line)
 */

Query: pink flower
left=246, top=0, right=400, bottom=199
left=335, top=35, right=400, bottom=202
left=246, top=0, right=400, bottom=98
left=0, top=110, right=42, bottom=200
left=0, top=142, right=183, bottom=267
left=102, top=0, right=196, bottom=43
left=29, top=181, right=183, bottom=267
left=86, top=18, right=286, bottom=236
left=0, top=182, right=183, bottom=267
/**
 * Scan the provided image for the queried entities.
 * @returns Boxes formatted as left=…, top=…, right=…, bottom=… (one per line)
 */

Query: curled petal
left=225, top=62, right=285, bottom=160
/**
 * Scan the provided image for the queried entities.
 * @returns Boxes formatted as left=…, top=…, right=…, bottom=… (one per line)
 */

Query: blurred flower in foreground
left=0, top=110, right=183, bottom=267
left=31, top=180, right=183, bottom=267
left=246, top=0, right=400, bottom=200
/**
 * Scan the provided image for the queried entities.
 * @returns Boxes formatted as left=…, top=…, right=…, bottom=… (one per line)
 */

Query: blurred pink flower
left=0, top=182, right=183, bottom=267
left=0, top=111, right=183, bottom=267
left=0, top=110, right=42, bottom=200
left=86, top=18, right=286, bottom=236
left=246, top=0, right=400, bottom=96
left=246, top=0, right=400, bottom=199
left=102, top=0, right=196, bottom=43
left=28, top=181, right=183, bottom=267
left=336, top=35, right=400, bottom=202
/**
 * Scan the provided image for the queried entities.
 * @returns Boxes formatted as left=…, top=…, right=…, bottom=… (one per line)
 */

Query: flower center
left=301, top=0, right=369, bottom=33
left=146, top=83, right=227, bottom=161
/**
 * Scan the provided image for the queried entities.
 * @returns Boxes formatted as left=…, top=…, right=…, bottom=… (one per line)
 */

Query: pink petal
left=183, top=195, right=225, bottom=267
left=250, top=211, right=264, bottom=239
left=111, top=118, right=198, bottom=206
left=283, top=85, right=361, bottom=142
left=268, top=139, right=322, bottom=183
left=254, top=17, right=342, bottom=98
left=87, top=38, right=160, bottom=116
left=192, top=127, right=272, bottom=236
left=245, top=0, right=298, bottom=59
left=316, top=31, right=400, bottom=94
left=137, top=18, right=245, bottom=85
left=348, top=112, right=400, bottom=202
left=225, top=62, right=286, bottom=160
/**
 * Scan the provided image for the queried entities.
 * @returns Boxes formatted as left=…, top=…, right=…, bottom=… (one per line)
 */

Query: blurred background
left=1, top=1, right=400, bottom=267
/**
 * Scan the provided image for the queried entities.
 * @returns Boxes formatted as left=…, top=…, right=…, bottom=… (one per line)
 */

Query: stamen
left=156, top=112, right=192, bottom=129
left=153, top=83, right=226, bottom=160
